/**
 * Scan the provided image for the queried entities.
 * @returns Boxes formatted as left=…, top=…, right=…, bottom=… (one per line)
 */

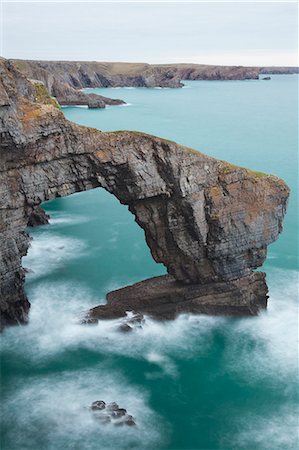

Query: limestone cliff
left=11, top=60, right=126, bottom=108
left=9, top=60, right=261, bottom=108
left=10, top=60, right=298, bottom=110
left=0, top=59, right=289, bottom=329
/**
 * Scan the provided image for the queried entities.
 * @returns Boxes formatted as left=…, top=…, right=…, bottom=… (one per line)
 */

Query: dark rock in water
left=109, top=408, right=127, bottom=419
left=118, top=323, right=133, bottom=333
left=125, top=415, right=136, bottom=427
left=88, top=272, right=269, bottom=320
left=91, top=400, right=106, bottom=411
left=0, top=58, right=290, bottom=329
left=127, top=312, right=145, bottom=326
left=90, top=400, right=136, bottom=427
left=106, top=402, right=119, bottom=410
left=262, top=76, right=271, bottom=80
left=80, top=316, right=98, bottom=325
left=27, top=206, right=49, bottom=227
left=116, top=312, right=145, bottom=332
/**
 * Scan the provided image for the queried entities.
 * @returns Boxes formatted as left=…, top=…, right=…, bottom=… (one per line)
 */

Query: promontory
left=0, top=59, right=289, bottom=329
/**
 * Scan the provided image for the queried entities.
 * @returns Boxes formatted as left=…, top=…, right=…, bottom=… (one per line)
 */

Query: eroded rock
left=90, top=400, right=136, bottom=427
left=27, top=206, right=50, bottom=227
left=0, top=58, right=290, bottom=329
left=117, top=312, right=145, bottom=332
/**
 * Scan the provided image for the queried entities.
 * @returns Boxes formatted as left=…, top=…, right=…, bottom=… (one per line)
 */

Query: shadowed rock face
left=0, top=59, right=289, bottom=329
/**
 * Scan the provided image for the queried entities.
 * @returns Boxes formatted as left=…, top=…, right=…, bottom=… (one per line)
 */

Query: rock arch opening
left=25, top=187, right=165, bottom=303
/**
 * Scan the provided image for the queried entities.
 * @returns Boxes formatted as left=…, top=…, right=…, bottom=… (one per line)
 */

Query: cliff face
left=260, top=67, right=299, bottom=74
left=10, top=60, right=261, bottom=108
left=10, top=60, right=126, bottom=108
left=0, top=59, right=289, bottom=329
left=10, top=60, right=298, bottom=110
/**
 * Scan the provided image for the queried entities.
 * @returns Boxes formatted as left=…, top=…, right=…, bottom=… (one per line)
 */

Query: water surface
left=1, top=75, right=298, bottom=450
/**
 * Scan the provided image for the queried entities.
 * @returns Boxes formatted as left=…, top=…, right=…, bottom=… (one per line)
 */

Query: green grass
left=32, top=81, right=60, bottom=109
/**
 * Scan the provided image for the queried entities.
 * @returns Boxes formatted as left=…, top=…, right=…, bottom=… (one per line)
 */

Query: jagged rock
left=117, top=313, right=145, bottom=332
left=90, top=400, right=136, bottom=427
left=91, top=400, right=106, bottom=411
left=0, top=58, right=290, bottom=329
left=89, top=272, right=269, bottom=320
left=124, top=415, right=136, bottom=427
left=108, top=407, right=127, bottom=419
left=10, top=60, right=125, bottom=108
left=4, top=60, right=299, bottom=110
left=8, top=60, right=263, bottom=109
left=27, top=205, right=49, bottom=227
left=127, top=312, right=145, bottom=325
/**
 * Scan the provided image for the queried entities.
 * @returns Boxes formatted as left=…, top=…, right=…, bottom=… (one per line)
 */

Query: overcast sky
left=1, top=1, right=298, bottom=66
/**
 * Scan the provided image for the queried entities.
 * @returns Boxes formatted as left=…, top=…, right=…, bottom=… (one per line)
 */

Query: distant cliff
left=10, top=60, right=298, bottom=109
left=0, top=58, right=289, bottom=329
left=260, top=66, right=299, bottom=74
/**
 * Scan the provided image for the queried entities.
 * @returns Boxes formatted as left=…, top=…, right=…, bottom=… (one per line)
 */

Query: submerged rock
left=118, top=323, right=133, bottom=333
left=90, top=400, right=136, bottom=427
left=0, top=58, right=290, bottom=329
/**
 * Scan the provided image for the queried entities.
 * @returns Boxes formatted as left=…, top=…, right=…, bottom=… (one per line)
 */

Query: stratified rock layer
left=9, top=59, right=298, bottom=110
left=0, top=59, right=289, bottom=329
left=88, top=272, right=268, bottom=321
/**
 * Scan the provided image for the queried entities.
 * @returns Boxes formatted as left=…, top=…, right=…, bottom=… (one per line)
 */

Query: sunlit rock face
left=0, top=59, right=289, bottom=328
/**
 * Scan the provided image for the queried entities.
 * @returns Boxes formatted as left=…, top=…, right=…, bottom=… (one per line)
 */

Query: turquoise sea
left=1, top=75, right=298, bottom=450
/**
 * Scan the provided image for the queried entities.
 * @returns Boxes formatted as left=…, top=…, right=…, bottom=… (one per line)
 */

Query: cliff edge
left=0, top=59, right=289, bottom=329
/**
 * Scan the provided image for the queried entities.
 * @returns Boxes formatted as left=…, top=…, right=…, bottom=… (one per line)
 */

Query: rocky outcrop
left=88, top=272, right=268, bottom=321
left=90, top=401, right=136, bottom=427
left=10, top=60, right=126, bottom=108
left=11, top=60, right=298, bottom=95
left=0, top=58, right=289, bottom=329
left=10, top=60, right=184, bottom=92
left=9, top=60, right=298, bottom=110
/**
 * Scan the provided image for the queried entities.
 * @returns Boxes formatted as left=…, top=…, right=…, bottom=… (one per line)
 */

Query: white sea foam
left=4, top=234, right=298, bottom=450
left=61, top=104, right=89, bottom=108
left=223, top=269, right=298, bottom=381
left=7, top=268, right=298, bottom=378
left=48, top=212, right=89, bottom=226
left=1, top=370, right=163, bottom=450
left=22, top=233, right=87, bottom=279
left=106, top=102, right=133, bottom=107
left=2, top=275, right=224, bottom=366
left=145, top=351, right=178, bottom=378
left=232, top=406, right=299, bottom=450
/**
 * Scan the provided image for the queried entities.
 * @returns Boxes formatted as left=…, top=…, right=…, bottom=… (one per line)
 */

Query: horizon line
left=2, top=56, right=298, bottom=68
